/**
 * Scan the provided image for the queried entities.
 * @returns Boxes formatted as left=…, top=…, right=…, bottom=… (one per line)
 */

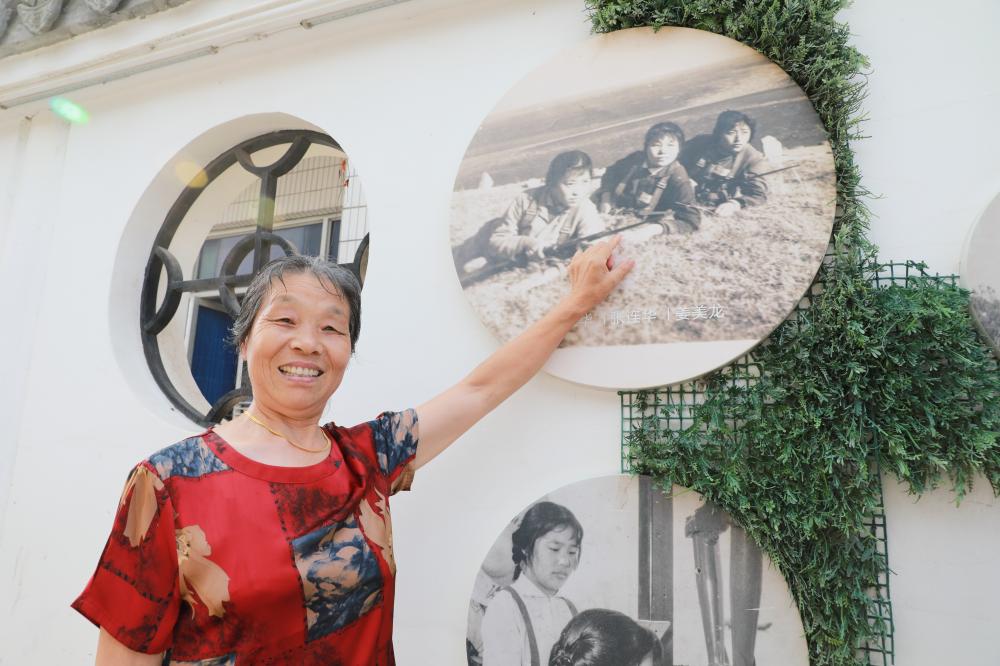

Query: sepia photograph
left=449, top=27, right=836, bottom=388
left=465, top=475, right=807, bottom=666
left=962, top=190, right=1000, bottom=357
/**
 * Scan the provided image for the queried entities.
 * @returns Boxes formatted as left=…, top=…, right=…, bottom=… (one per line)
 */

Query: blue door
left=191, top=305, right=239, bottom=406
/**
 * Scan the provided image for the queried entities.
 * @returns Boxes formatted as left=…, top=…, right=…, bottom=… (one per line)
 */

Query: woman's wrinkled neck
left=211, top=399, right=331, bottom=467
left=249, top=400, right=325, bottom=434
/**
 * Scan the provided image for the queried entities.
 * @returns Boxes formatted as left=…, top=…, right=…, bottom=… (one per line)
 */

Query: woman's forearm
left=414, top=238, right=632, bottom=468
left=460, top=296, right=584, bottom=406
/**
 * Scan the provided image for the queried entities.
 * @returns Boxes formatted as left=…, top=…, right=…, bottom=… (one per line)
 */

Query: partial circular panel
left=962, top=191, right=1000, bottom=357
left=466, top=475, right=807, bottom=666
left=449, top=27, right=835, bottom=388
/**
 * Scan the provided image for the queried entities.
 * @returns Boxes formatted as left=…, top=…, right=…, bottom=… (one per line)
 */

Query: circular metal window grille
left=140, top=130, right=369, bottom=426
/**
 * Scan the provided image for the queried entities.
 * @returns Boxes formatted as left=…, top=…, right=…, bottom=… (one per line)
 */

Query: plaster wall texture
left=0, top=1, right=996, bottom=664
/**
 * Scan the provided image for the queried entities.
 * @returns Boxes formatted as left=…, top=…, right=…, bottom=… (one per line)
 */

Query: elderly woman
left=73, top=241, right=631, bottom=665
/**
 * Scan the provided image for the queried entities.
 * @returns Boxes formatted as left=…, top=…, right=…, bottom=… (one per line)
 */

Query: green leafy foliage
left=864, top=277, right=1000, bottom=497
left=588, top=1, right=1000, bottom=663
left=629, top=267, right=1000, bottom=665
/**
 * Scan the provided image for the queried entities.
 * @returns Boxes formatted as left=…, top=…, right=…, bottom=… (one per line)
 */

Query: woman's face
left=552, top=170, right=592, bottom=209
left=719, top=121, right=752, bottom=155
left=241, top=272, right=352, bottom=420
left=645, top=134, right=680, bottom=169
left=522, top=525, right=581, bottom=596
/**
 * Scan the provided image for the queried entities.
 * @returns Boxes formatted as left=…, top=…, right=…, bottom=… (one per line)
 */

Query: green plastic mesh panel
left=619, top=261, right=959, bottom=664
left=859, top=469, right=894, bottom=665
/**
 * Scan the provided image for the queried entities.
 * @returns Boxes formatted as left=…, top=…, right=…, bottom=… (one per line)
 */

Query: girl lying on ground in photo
left=480, top=501, right=584, bottom=666
left=679, top=110, right=772, bottom=217
left=593, top=121, right=701, bottom=232
left=452, top=151, right=606, bottom=275
left=548, top=609, right=664, bottom=666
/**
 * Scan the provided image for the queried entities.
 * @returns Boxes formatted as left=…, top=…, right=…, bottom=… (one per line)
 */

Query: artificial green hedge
left=586, top=1, right=1000, bottom=664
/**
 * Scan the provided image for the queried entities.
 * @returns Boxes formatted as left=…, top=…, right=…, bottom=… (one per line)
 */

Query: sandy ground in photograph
left=963, top=196, right=1000, bottom=355
left=451, top=144, right=834, bottom=348
left=970, top=287, right=1000, bottom=354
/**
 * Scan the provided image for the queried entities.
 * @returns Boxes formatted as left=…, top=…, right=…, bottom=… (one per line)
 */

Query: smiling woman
left=74, top=243, right=633, bottom=665
left=226, top=258, right=360, bottom=457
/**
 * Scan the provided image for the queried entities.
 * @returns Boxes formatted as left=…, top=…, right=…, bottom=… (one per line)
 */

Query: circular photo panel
left=962, top=191, right=1000, bottom=357
left=466, top=475, right=807, bottom=666
left=449, top=27, right=836, bottom=388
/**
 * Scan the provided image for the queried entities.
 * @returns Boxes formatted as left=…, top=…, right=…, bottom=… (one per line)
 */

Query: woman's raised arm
left=414, top=236, right=633, bottom=469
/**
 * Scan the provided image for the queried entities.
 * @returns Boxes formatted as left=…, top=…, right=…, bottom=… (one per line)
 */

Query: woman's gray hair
left=229, top=255, right=362, bottom=352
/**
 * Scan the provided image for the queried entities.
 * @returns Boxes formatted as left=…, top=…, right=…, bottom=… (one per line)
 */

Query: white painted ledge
left=0, top=0, right=418, bottom=110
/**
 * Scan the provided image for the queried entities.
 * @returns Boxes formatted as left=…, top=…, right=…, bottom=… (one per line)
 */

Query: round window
left=140, top=130, right=369, bottom=426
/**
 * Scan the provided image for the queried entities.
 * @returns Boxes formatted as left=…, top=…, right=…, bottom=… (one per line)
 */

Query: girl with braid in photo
left=480, top=501, right=584, bottom=666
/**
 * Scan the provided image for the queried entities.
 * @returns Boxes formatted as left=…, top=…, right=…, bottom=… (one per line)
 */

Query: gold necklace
left=245, top=411, right=331, bottom=454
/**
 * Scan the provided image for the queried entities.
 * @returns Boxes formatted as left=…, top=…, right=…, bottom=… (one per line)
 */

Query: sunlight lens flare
left=174, top=161, right=209, bottom=189
left=49, top=97, right=90, bottom=124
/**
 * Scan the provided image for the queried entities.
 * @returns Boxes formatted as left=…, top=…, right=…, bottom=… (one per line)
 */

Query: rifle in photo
left=458, top=214, right=668, bottom=288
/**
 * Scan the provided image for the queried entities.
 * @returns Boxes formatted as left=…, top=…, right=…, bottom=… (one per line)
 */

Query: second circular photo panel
left=466, top=475, right=808, bottom=666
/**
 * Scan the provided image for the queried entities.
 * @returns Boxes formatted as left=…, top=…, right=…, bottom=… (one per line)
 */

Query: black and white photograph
left=465, top=475, right=807, bottom=666
left=449, top=27, right=836, bottom=388
left=962, top=191, right=1000, bottom=357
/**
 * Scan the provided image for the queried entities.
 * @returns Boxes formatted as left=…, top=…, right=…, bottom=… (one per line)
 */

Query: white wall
left=0, top=1, right=997, bottom=664
left=840, top=3, right=1000, bottom=664
left=843, top=0, right=1000, bottom=275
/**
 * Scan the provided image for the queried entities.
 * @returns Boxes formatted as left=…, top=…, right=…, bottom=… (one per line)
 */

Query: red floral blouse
left=73, top=410, right=419, bottom=665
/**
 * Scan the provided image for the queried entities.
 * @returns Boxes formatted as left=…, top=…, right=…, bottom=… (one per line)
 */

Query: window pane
left=192, top=224, right=325, bottom=278
left=211, top=235, right=243, bottom=276
left=327, top=219, right=342, bottom=262
left=196, top=238, right=221, bottom=279
left=276, top=223, right=322, bottom=257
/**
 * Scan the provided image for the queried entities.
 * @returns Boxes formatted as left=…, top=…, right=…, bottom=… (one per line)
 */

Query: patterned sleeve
left=72, top=463, right=181, bottom=655
left=369, top=409, right=420, bottom=494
